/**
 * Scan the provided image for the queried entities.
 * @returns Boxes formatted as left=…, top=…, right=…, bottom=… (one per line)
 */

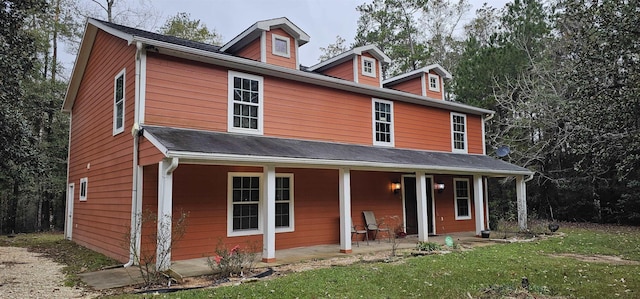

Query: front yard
left=1, top=223, right=639, bottom=298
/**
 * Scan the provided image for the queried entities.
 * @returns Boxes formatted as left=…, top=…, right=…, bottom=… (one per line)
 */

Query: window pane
left=250, top=80, right=258, bottom=92
left=275, top=203, right=289, bottom=227
left=275, top=38, right=288, bottom=54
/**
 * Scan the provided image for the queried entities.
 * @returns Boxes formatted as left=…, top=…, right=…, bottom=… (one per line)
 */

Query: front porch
left=81, top=232, right=486, bottom=290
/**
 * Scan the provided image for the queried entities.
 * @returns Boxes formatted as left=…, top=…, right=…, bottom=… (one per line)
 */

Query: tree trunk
left=7, top=180, right=20, bottom=234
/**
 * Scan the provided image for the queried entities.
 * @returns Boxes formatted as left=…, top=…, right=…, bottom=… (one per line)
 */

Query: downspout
left=125, top=41, right=144, bottom=267
left=524, top=172, right=535, bottom=183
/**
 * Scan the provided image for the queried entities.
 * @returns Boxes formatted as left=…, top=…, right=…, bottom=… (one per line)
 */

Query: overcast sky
left=62, top=0, right=510, bottom=77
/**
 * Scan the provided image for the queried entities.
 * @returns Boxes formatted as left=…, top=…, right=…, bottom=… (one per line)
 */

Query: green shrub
left=415, top=241, right=442, bottom=252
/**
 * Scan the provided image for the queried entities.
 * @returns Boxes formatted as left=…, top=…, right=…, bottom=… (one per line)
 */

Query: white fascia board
left=383, top=64, right=453, bottom=86
left=167, top=150, right=533, bottom=177
left=142, top=129, right=169, bottom=157
left=352, top=45, right=391, bottom=63
left=63, top=19, right=135, bottom=112
left=132, top=36, right=493, bottom=116
left=221, top=17, right=310, bottom=53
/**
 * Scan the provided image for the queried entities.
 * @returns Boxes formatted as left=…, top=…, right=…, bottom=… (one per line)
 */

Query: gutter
left=125, top=41, right=144, bottom=268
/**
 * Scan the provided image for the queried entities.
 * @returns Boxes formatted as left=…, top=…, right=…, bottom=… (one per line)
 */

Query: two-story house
left=62, top=17, right=532, bottom=270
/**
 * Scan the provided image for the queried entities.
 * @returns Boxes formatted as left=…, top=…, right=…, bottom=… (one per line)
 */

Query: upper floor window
left=451, top=112, right=467, bottom=153
left=79, top=177, right=88, bottom=201
left=113, top=69, right=125, bottom=135
left=362, top=56, right=376, bottom=77
left=454, top=178, right=471, bottom=220
left=372, top=99, right=394, bottom=146
left=428, top=73, right=440, bottom=92
left=272, top=34, right=291, bottom=58
left=228, top=71, right=264, bottom=135
left=227, top=173, right=295, bottom=236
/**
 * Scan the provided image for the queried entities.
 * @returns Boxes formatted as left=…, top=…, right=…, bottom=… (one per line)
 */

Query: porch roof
left=143, top=125, right=532, bottom=176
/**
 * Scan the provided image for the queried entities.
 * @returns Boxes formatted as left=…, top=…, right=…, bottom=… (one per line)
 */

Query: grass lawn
left=2, top=225, right=638, bottom=298
left=113, top=224, right=640, bottom=299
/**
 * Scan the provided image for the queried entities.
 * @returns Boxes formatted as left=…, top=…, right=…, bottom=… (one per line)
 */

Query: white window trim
left=227, top=71, right=264, bottom=135
left=275, top=173, right=295, bottom=233
left=361, top=56, right=377, bottom=78
left=428, top=73, right=440, bottom=92
left=113, top=69, right=125, bottom=135
left=372, top=98, right=395, bottom=147
left=451, top=112, right=468, bottom=153
left=454, top=178, right=472, bottom=220
left=271, top=33, right=291, bottom=58
left=79, top=177, right=88, bottom=201
left=227, top=172, right=295, bottom=237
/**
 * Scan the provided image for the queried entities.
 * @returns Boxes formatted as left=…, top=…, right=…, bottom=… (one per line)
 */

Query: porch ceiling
left=143, top=125, right=532, bottom=176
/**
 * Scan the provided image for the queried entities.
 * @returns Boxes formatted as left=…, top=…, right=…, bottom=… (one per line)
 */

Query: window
left=275, top=174, right=294, bottom=232
left=230, top=175, right=260, bottom=234
left=428, top=73, right=440, bottom=92
left=79, top=177, right=88, bottom=201
left=451, top=112, right=467, bottom=153
left=272, top=34, right=290, bottom=58
left=113, top=69, right=125, bottom=135
left=228, top=71, right=264, bottom=134
left=361, top=56, right=376, bottom=77
left=372, top=99, right=394, bottom=146
left=227, top=173, right=295, bottom=236
left=454, top=179, right=471, bottom=220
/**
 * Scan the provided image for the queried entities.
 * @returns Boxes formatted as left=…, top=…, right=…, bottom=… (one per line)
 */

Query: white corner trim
left=294, top=39, right=299, bottom=70
left=260, top=31, right=267, bottom=63
left=420, top=74, right=426, bottom=97
left=353, top=56, right=359, bottom=83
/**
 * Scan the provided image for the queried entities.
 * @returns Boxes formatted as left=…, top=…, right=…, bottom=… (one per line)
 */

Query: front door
left=403, top=176, right=434, bottom=235
left=65, top=183, right=74, bottom=240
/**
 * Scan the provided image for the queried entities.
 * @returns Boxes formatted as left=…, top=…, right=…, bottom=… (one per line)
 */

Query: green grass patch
left=0, top=232, right=119, bottom=286
left=113, top=226, right=640, bottom=299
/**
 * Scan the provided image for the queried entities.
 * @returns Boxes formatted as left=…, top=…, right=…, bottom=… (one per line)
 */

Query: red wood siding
left=265, top=28, right=296, bottom=69
left=138, top=138, right=165, bottom=166
left=394, top=101, right=451, bottom=151
left=432, top=175, right=476, bottom=234
left=143, top=53, right=483, bottom=153
left=467, top=115, right=484, bottom=154
left=67, top=30, right=136, bottom=262
left=387, top=77, right=423, bottom=96
left=357, top=53, right=380, bottom=87
left=236, top=38, right=261, bottom=61
left=144, top=53, right=228, bottom=131
left=321, top=59, right=354, bottom=81
left=264, top=77, right=372, bottom=144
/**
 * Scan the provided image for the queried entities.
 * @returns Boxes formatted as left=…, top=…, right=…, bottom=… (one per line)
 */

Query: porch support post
left=339, top=168, right=352, bottom=253
left=473, top=175, right=486, bottom=235
left=416, top=172, right=429, bottom=242
left=157, top=157, right=178, bottom=271
left=516, top=175, right=528, bottom=231
left=262, top=165, right=276, bottom=263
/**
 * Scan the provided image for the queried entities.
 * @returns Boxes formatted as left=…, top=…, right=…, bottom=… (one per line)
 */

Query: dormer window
left=361, top=56, right=376, bottom=77
left=428, top=73, right=440, bottom=92
left=272, top=34, right=290, bottom=58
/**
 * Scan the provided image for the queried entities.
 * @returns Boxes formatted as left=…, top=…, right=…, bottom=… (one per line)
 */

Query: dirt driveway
left=0, top=246, right=96, bottom=298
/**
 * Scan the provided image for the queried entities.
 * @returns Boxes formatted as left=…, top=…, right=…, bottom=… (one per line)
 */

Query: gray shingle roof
left=144, top=126, right=531, bottom=176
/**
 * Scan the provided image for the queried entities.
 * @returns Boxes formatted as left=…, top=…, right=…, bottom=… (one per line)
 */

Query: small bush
left=207, top=242, right=258, bottom=278
left=416, top=241, right=442, bottom=252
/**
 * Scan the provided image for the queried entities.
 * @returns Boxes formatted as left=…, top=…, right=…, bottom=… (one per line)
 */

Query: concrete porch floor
left=80, top=232, right=488, bottom=290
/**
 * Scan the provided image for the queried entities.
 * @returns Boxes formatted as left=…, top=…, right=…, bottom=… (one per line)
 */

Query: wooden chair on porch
left=363, top=211, right=391, bottom=243
left=351, top=220, right=369, bottom=246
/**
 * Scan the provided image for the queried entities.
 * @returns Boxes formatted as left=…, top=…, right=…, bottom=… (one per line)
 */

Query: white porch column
left=262, top=165, right=276, bottom=263
left=516, top=175, right=528, bottom=231
left=157, top=158, right=178, bottom=271
left=339, top=168, right=352, bottom=253
left=473, top=175, right=486, bottom=235
left=416, top=172, right=429, bottom=242
left=484, top=177, right=490, bottom=231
